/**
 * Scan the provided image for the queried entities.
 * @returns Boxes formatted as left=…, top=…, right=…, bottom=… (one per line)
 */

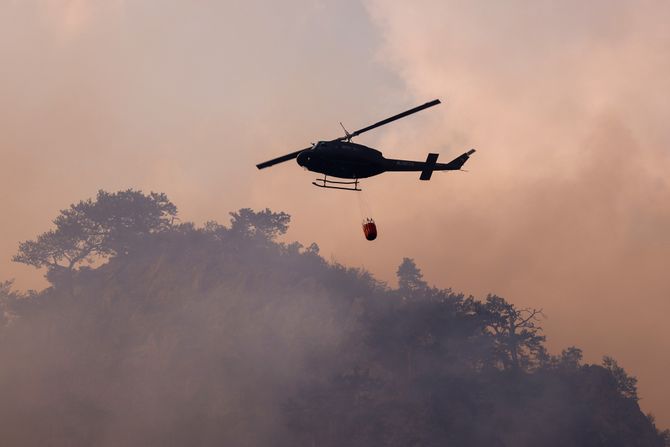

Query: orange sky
left=2, top=0, right=669, bottom=427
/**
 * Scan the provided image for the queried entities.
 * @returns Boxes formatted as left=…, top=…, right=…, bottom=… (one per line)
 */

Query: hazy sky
left=2, top=0, right=669, bottom=426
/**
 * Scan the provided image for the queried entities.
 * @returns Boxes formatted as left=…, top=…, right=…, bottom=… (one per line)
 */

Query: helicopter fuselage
left=297, top=141, right=387, bottom=179
left=296, top=140, right=472, bottom=180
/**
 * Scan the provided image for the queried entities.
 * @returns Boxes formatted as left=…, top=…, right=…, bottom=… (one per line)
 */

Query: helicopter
left=256, top=99, right=475, bottom=191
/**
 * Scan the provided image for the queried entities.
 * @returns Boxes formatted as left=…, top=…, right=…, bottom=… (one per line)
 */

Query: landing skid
left=312, top=175, right=361, bottom=191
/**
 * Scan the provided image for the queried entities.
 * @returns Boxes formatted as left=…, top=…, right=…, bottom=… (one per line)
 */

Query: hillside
left=1, top=191, right=668, bottom=446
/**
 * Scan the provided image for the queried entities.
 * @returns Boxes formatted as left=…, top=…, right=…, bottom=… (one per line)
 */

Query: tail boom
left=384, top=149, right=476, bottom=180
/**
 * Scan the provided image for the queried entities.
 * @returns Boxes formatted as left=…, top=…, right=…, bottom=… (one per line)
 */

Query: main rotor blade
left=335, top=99, right=441, bottom=141
left=256, top=148, right=310, bottom=170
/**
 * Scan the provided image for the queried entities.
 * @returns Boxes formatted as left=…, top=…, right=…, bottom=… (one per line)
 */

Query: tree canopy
left=229, top=207, right=290, bottom=241
left=396, top=257, right=427, bottom=293
left=13, top=189, right=176, bottom=273
left=2, top=190, right=667, bottom=447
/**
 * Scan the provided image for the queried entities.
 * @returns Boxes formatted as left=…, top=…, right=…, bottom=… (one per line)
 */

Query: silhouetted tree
left=13, top=190, right=176, bottom=276
left=482, top=295, right=546, bottom=370
left=396, top=257, right=427, bottom=295
left=559, top=346, right=583, bottom=370
left=229, top=208, right=290, bottom=241
left=305, top=242, right=320, bottom=255
left=603, top=355, right=639, bottom=402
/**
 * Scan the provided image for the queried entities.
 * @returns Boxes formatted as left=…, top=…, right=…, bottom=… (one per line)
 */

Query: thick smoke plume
left=362, top=0, right=670, bottom=424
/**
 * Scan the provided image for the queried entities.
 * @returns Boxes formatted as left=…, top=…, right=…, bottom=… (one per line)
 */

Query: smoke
left=0, top=0, right=397, bottom=290
left=0, top=236, right=359, bottom=446
left=2, top=0, right=669, bottom=428
left=3, top=225, right=665, bottom=445
left=362, top=0, right=670, bottom=425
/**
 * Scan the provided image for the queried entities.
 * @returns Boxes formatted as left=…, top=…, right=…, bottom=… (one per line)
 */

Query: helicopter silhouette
left=256, top=99, right=475, bottom=191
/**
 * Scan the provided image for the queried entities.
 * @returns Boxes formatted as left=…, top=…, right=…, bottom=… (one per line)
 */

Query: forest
left=1, top=189, right=668, bottom=446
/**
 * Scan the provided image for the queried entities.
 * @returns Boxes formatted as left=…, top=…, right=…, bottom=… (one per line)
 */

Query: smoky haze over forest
left=0, top=190, right=668, bottom=446
left=2, top=0, right=670, bottom=438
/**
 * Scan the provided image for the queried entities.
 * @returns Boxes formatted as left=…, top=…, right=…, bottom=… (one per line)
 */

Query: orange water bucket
left=362, top=219, right=377, bottom=241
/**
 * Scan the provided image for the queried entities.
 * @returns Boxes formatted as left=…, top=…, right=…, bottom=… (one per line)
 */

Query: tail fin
left=443, top=149, right=476, bottom=170
left=419, top=153, right=440, bottom=180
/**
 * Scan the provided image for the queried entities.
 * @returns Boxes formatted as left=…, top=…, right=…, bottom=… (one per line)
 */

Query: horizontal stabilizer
left=420, top=153, right=440, bottom=180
